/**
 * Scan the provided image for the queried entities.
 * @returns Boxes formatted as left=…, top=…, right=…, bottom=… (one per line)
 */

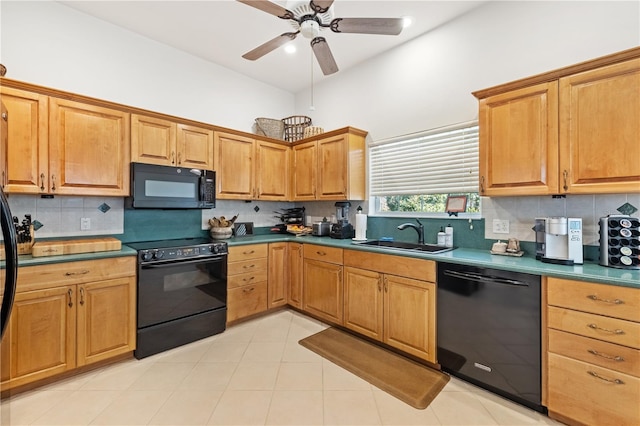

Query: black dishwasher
left=437, top=263, right=544, bottom=412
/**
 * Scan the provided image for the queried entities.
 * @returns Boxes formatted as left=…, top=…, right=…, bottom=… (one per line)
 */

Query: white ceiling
left=59, top=1, right=485, bottom=93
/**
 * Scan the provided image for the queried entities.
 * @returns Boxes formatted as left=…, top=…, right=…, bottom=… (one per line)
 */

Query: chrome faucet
left=397, top=219, right=424, bottom=245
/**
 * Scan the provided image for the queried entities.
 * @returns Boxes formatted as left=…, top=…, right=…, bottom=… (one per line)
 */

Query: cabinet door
left=384, top=275, right=436, bottom=362
left=0, top=87, right=48, bottom=194
left=344, top=267, right=383, bottom=341
left=268, top=242, right=288, bottom=308
left=303, top=259, right=343, bottom=324
left=291, top=141, right=317, bottom=200
left=5, top=286, right=76, bottom=388
left=256, top=140, right=289, bottom=200
left=177, top=123, right=213, bottom=170
left=288, top=243, right=304, bottom=309
left=76, top=277, right=136, bottom=367
left=317, top=135, right=348, bottom=200
left=131, top=114, right=176, bottom=166
left=214, top=132, right=254, bottom=199
left=559, top=58, right=640, bottom=194
left=478, top=82, right=559, bottom=196
left=49, top=98, right=130, bottom=196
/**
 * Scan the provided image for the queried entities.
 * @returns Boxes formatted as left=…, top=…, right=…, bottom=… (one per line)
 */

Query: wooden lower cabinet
left=268, top=242, right=288, bottom=308
left=227, top=244, right=269, bottom=322
left=0, top=258, right=136, bottom=391
left=344, top=266, right=436, bottom=363
left=303, top=246, right=343, bottom=324
left=288, top=243, right=303, bottom=309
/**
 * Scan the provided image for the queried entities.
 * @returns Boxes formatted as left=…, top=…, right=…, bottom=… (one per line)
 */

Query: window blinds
left=369, top=122, right=479, bottom=196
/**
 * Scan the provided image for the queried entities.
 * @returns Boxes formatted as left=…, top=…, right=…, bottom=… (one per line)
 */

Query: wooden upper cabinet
left=0, top=87, right=49, bottom=194
left=559, top=58, right=640, bottom=194
left=318, top=134, right=349, bottom=200
left=214, top=131, right=255, bottom=199
left=256, top=140, right=289, bottom=200
left=475, top=47, right=640, bottom=196
left=292, top=141, right=317, bottom=200
left=49, top=98, right=130, bottom=196
left=478, top=82, right=559, bottom=196
left=131, top=114, right=213, bottom=170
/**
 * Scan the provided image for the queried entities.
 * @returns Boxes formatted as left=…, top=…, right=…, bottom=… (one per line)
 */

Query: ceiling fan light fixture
left=300, top=20, right=320, bottom=39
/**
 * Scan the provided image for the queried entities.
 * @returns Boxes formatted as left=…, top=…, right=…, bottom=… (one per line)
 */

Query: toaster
left=312, top=221, right=331, bottom=236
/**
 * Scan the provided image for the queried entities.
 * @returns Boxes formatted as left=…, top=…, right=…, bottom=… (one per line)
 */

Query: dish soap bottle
left=445, top=224, right=454, bottom=248
left=437, top=227, right=446, bottom=246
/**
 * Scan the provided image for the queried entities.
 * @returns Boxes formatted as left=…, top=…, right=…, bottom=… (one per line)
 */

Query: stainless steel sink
left=356, top=240, right=454, bottom=253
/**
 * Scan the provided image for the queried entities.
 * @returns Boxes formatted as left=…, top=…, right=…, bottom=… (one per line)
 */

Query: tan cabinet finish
left=291, top=128, right=367, bottom=201
left=546, top=277, right=640, bottom=425
left=0, top=257, right=136, bottom=390
left=303, top=246, right=343, bottom=324
left=131, top=114, right=213, bottom=170
left=475, top=47, right=640, bottom=196
left=268, top=242, right=288, bottom=308
left=288, top=242, right=304, bottom=309
left=227, top=244, right=269, bottom=322
left=343, top=250, right=436, bottom=363
left=214, top=132, right=289, bottom=200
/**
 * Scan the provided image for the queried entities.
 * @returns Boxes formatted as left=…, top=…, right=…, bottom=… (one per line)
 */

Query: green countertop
left=227, top=234, right=640, bottom=289
left=8, top=234, right=638, bottom=289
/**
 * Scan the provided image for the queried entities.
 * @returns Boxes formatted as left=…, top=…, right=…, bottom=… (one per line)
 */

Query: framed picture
left=445, top=195, right=467, bottom=214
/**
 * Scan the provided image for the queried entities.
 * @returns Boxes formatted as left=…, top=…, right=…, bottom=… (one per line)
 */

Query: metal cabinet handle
left=587, top=370, right=624, bottom=385
left=243, top=250, right=255, bottom=255
left=563, top=169, right=569, bottom=191
left=587, top=323, right=625, bottom=335
left=177, top=152, right=182, bottom=165
left=1, top=112, right=7, bottom=121
left=586, top=295, right=624, bottom=305
left=65, top=270, right=90, bottom=276
left=377, top=276, right=382, bottom=292
left=243, top=264, right=255, bottom=269
left=67, top=288, right=73, bottom=308
left=587, top=349, right=624, bottom=362
left=243, top=276, right=255, bottom=282
left=383, top=276, right=388, bottom=292
left=79, top=287, right=85, bottom=306
left=40, top=173, right=45, bottom=191
left=171, top=151, right=175, bottom=164
left=243, top=287, right=255, bottom=293
left=316, top=251, right=326, bottom=256
left=479, top=176, right=485, bottom=193
left=51, top=174, right=56, bottom=191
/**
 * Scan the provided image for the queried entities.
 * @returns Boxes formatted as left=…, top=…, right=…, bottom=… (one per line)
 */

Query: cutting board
left=31, top=237, right=122, bottom=257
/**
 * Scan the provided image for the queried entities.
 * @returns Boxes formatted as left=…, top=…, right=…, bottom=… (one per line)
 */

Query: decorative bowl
left=210, top=226, right=233, bottom=240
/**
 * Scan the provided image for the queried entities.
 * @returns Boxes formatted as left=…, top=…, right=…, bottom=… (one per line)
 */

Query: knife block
left=17, top=225, right=34, bottom=255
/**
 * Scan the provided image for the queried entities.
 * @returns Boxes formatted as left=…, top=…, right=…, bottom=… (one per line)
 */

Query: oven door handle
left=141, top=256, right=226, bottom=269
left=443, top=270, right=529, bottom=287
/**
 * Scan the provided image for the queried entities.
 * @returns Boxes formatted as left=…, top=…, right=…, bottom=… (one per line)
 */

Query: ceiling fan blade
left=310, top=0, right=334, bottom=13
left=242, top=32, right=298, bottom=60
left=330, top=17, right=404, bottom=35
left=237, top=0, right=295, bottom=20
left=311, top=37, right=338, bottom=75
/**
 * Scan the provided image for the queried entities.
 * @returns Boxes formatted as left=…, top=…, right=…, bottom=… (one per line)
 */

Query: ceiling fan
left=237, top=0, right=404, bottom=75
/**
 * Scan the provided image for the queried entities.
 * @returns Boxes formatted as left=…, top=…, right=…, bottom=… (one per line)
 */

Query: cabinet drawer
left=227, top=282, right=268, bottom=322
left=548, top=353, right=640, bottom=426
left=17, top=257, right=136, bottom=292
left=344, top=250, right=436, bottom=282
left=228, top=271, right=268, bottom=289
left=228, top=258, right=268, bottom=276
left=548, top=328, right=640, bottom=377
left=228, top=244, right=268, bottom=262
left=548, top=306, right=640, bottom=349
left=303, top=245, right=343, bottom=264
left=548, top=278, right=640, bottom=322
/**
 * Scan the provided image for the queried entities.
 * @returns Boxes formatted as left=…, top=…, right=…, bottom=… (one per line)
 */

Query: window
left=369, top=121, right=480, bottom=216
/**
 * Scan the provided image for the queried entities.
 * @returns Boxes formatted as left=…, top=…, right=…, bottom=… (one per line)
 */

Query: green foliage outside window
left=378, top=193, right=480, bottom=214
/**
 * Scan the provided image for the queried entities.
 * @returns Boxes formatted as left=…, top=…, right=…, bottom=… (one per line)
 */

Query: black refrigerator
left=1, top=100, right=18, bottom=339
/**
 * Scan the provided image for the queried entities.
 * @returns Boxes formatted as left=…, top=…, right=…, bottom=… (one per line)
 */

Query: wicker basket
left=283, top=115, right=312, bottom=142
left=303, top=126, right=324, bottom=138
left=254, top=117, right=285, bottom=140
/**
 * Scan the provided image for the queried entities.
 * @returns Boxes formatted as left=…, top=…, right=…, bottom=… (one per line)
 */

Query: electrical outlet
left=492, top=219, right=510, bottom=234
left=80, top=217, right=91, bottom=231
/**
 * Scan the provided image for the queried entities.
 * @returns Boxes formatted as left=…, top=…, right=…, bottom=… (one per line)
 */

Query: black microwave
left=127, top=162, right=215, bottom=209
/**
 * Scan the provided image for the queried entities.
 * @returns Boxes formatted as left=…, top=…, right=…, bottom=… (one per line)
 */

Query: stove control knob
left=155, top=250, right=165, bottom=259
left=141, top=250, right=153, bottom=261
left=210, top=245, right=218, bottom=254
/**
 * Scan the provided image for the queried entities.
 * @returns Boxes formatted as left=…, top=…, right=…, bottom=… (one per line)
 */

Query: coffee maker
left=533, top=217, right=583, bottom=265
left=330, top=202, right=354, bottom=239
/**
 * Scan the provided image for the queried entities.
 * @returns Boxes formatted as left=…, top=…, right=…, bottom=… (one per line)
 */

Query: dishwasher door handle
left=443, top=270, right=530, bottom=287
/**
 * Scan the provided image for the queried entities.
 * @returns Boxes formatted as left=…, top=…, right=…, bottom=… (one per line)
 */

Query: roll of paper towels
left=355, top=213, right=368, bottom=241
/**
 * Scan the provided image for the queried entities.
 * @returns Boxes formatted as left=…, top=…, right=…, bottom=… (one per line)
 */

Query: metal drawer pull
left=587, top=323, right=625, bottom=335
left=317, top=251, right=326, bottom=256
left=243, top=250, right=255, bottom=255
left=243, top=264, right=255, bottom=269
left=588, top=349, right=624, bottom=362
left=67, top=288, right=73, bottom=307
left=587, top=371, right=624, bottom=385
left=243, top=277, right=255, bottom=281
left=65, top=270, right=90, bottom=276
left=586, top=295, right=624, bottom=305
left=80, top=287, right=85, bottom=306
left=243, top=287, right=255, bottom=293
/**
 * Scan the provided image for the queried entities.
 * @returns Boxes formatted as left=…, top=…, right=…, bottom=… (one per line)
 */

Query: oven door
left=137, top=256, right=227, bottom=329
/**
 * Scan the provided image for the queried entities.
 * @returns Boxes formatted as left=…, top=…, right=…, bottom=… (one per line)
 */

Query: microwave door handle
left=199, top=176, right=205, bottom=201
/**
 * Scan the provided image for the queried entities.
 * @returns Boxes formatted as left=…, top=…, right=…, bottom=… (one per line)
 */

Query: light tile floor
left=0, top=309, right=562, bottom=425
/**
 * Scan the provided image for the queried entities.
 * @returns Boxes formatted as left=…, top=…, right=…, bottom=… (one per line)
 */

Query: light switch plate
left=492, top=219, right=509, bottom=234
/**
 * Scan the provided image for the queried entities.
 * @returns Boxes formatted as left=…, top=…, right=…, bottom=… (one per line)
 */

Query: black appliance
left=128, top=238, right=228, bottom=359
left=437, top=263, right=544, bottom=413
left=599, top=215, right=640, bottom=269
left=330, top=201, right=354, bottom=239
left=127, top=162, right=215, bottom=209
